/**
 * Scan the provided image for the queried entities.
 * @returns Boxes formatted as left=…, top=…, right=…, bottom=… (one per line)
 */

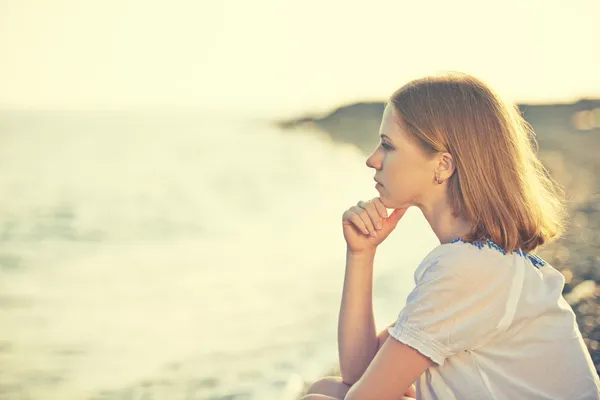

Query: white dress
left=388, top=237, right=600, bottom=400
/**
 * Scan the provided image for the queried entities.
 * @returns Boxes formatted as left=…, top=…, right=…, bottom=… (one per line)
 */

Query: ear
left=437, top=152, right=455, bottom=180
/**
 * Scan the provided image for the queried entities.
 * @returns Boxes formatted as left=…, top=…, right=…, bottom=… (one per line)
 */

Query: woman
left=301, top=73, right=600, bottom=400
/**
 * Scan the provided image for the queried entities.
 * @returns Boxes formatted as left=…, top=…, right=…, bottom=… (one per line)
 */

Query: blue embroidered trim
left=449, top=237, right=547, bottom=268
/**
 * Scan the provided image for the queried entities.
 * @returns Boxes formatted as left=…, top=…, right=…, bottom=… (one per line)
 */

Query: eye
left=381, top=142, right=393, bottom=151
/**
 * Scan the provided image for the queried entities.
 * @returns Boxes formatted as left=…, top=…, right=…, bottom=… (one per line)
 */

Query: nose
left=366, top=149, right=379, bottom=169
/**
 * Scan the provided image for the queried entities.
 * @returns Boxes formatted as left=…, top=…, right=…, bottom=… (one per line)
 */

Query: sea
left=0, top=109, right=441, bottom=400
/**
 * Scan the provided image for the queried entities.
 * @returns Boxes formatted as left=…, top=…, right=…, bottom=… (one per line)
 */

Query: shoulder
left=414, top=238, right=517, bottom=286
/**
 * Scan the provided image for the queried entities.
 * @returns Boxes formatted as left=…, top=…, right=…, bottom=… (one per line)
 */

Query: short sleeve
left=387, top=247, right=521, bottom=366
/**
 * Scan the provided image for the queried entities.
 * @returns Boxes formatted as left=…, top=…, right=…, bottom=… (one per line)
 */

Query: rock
left=565, top=280, right=597, bottom=305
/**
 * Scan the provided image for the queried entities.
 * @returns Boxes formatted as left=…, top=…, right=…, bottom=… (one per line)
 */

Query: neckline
left=448, top=237, right=547, bottom=268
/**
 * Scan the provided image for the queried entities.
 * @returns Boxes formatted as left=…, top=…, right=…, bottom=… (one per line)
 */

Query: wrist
left=346, top=247, right=376, bottom=258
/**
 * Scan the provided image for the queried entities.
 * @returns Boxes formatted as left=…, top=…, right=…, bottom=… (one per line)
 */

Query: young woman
left=301, top=73, right=600, bottom=400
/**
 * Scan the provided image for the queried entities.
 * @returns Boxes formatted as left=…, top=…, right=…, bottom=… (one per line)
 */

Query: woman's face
left=366, top=104, right=437, bottom=209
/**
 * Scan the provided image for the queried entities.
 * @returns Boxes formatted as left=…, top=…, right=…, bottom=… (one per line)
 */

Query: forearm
left=337, top=248, right=378, bottom=385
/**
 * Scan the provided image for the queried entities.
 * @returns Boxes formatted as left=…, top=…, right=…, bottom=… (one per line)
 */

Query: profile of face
left=366, top=103, right=442, bottom=210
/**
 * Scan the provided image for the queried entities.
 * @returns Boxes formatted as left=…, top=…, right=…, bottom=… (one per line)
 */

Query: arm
left=344, top=338, right=433, bottom=400
left=376, top=322, right=418, bottom=398
left=337, top=249, right=416, bottom=389
left=376, top=321, right=398, bottom=353
left=338, top=250, right=418, bottom=395
left=337, top=249, right=378, bottom=385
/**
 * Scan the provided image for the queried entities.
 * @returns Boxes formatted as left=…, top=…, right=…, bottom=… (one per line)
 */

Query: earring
left=435, top=174, right=443, bottom=184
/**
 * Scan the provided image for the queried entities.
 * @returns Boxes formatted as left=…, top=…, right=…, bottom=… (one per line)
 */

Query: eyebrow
left=380, top=134, right=392, bottom=141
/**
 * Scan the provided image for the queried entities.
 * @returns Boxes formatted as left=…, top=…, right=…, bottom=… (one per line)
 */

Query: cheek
left=386, top=156, right=411, bottom=181
left=388, top=158, right=427, bottom=191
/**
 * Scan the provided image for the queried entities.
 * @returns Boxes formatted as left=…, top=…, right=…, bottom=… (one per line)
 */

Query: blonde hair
left=389, top=72, right=568, bottom=253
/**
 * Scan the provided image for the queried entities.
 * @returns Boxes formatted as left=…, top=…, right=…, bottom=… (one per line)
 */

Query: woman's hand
left=342, top=197, right=407, bottom=254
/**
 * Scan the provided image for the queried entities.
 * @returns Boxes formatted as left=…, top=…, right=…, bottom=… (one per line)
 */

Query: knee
left=305, top=376, right=352, bottom=398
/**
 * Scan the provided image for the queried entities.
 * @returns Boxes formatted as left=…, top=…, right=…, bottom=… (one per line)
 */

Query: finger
left=346, top=209, right=370, bottom=236
left=371, top=197, right=388, bottom=219
left=358, top=200, right=383, bottom=231
left=379, top=208, right=407, bottom=233
left=354, top=203, right=379, bottom=235
left=388, top=208, right=407, bottom=223
left=342, top=208, right=369, bottom=235
left=350, top=206, right=377, bottom=237
left=344, top=209, right=370, bottom=236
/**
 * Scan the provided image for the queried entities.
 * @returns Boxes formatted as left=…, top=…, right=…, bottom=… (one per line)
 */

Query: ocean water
left=0, top=110, right=440, bottom=400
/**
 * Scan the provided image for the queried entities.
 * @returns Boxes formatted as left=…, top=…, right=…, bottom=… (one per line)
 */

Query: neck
left=420, top=196, right=472, bottom=245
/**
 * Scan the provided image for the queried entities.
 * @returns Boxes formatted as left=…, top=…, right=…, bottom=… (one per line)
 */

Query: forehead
left=379, top=104, right=429, bottom=154
left=380, top=104, right=407, bottom=141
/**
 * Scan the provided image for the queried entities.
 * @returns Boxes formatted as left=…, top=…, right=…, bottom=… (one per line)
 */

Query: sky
left=1, top=0, right=599, bottom=117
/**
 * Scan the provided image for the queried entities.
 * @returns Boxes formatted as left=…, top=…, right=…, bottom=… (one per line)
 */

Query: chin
left=382, top=196, right=411, bottom=210
left=378, top=196, right=395, bottom=209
